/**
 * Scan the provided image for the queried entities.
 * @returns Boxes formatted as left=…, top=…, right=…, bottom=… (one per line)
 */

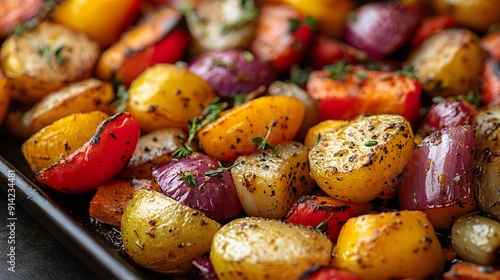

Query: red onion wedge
left=419, top=100, right=477, bottom=137
left=343, top=2, right=421, bottom=59
left=152, top=153, right=242, bottom=220
left=188, top=49, right=276, bottom=98
left=399, top=125, right=476, bottom=228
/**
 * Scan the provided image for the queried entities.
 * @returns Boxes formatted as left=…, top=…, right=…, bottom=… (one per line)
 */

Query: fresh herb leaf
left=243, top=51, right=254, bottom=62
left=36, top=44, right=52, bottom=61
left=288, top=18, right=301, bottom=33
left=304, top=15, right=317, bottom=29
left=179, top=170, right=198, bottom=187
left=364, top=140, right=378, bottom=147
left=251, top=120, right=280, bottom=155
left=175, top=61, right=188, bottom=68
left=312, top=133, right=322, bottom=147
left=54, top=45, right=67, bottom=65
left=172, top=140, right=195, bottom=158
left=205, top=161, right=240, bottom=178
left=364, top=61, right=382, bottom=71
left=461, top=91, right=482, bottom=107
left=113, top=84, right=129, bottom=112
left=289, top=65, right=311, bottom=87
left=357, top=70, right=368, bottom=80
left=231, top=94, right=248, bottom=107
left=395, top=66, right=417, bottom=79
left=315, top=212, right=334, bottom=234
left=432, top=80, right=447, bottom=94
left=323, top=60, right=353, bottom=81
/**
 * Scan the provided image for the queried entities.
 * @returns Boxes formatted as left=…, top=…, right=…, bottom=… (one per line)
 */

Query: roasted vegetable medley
left=2, top=0, right=500, bottom=279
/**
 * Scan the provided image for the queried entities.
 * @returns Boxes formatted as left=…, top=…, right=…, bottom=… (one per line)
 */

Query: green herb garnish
left=323, top=60, right=353, bottom=81
left=357, top=70, right=368, bottom=80
left=289, top=65, right=312, bottom=87
left=316, top=213, right=334, bottom=234
left=205, top=161, right=240, bottom=178
left=395, top=66, right=417, bottom=79
left=251, top=120, right=280, bottom=155
left=36, top=44, right=67, bottom=65
left=179, top=171, right=198, bottom=187
left=364, top=140, right=378, bottom=147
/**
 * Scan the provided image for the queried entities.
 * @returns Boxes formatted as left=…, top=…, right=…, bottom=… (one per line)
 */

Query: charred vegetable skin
left=285, top=195, right=372, bottom=243
left=36, top=112, right=141, bottom=193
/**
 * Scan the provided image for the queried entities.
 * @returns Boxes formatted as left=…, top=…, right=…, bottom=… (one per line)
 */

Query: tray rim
left=0, top=155, right=145, bottom=280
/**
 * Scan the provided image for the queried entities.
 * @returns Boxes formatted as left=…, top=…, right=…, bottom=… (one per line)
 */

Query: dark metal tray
left=0, top=135, right=168, bottom=280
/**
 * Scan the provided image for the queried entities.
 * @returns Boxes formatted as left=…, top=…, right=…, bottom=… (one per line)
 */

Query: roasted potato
left=333, top=211, right=445, bottom=280
left=7, top=78, right=114, bottom=138
left=431, top=0, right=500, bottom=32
left=303, top=120, right=348, bottom=148
left=126, top=64, right=216, bottom=132
left=210, top=217, right=333, bottom=280
left=121, top=189, right=221, bottom=274
left=126, top=128, right=190, bottom=179
left=21, top=111, right=109, bottom=173
left=0, top=21, right=99, bottom=103
left=474, top=151, right=500, bottom=222
left=474, top=105, right=500, bottom=160
left=230, top=141, right=316, bottom=219
left=405, top=28, right=485, bottom=97
left=309, top=114, right=415, bottom=203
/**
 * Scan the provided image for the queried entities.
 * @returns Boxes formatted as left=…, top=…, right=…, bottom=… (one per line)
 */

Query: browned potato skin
left=474, top=151, right=500, bottom=222
left=7, top=78, right=114, bottom=138
left=474, top=105, right=500, bottom=160
left=230, top=141, right=316, bottom=219
left=0, top=21, right=99, bottom=103
left=21, top=111, right=109, bottom=173
left=126, top=128, right=190, bottom=179
left=210, top=217, right=332, bottom=280
left=121, top=189, right=221, bottom=274
left=406, top=28, right=485, bottom=97
left=309, top=115, right=415, bottom=203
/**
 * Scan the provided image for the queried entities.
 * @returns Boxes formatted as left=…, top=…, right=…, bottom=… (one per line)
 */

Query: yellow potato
left=432, top=0, right=500, bottom=32
left=474, top=105, right=500, bottom=160
left=405, top=28, right=484, bottom=97
left=126, top=64, right=216, bottom=132
left=230, top=141, right=315, bottom=219
left=309, top=114, right=415, bottom=203
left=303, top=119, right=348, bottom=148
left=0, top=21, right=99, bottom=103
left=210, top=217, right=332, bottom=280
left=21, top=111, right=109, bottom=173
left=121, top=189, right=221, bottom=274
left=333, top=211, right=445, bottom=280
left=8, top=78, right=114, bottom=138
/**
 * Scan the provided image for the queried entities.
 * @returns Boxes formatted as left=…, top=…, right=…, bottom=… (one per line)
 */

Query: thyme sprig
left=205, top=161, right=240, bottom=178
left=323, top=60, right=354, bottom=81
left=179, top=171, right=198, bottom=187
left=173, top=98, right=228, bottom=158
left=36, top=44, right=67, bottom=65
left=251, top=120, right=280, bottom=155
left=316, top=212, right=334, bottom=235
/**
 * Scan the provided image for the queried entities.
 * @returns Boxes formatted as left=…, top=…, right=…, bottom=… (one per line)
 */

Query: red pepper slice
left=37, top=112, right=141, bottom=193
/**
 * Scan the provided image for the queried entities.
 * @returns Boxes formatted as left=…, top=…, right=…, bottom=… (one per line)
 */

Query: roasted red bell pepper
left=96, top=8, right=190, bottom=86
left=306, top=64, right=422, bottom=126
left=480, top=59, right=500, bottom=107
left=309, top=35, right=367, bottom=70
left=410, top=15, right=459, bottom=48
left=285, top=195, right=372, bottom=243
left=37, top=112, right=141, bottom=193
left=482, top=31, right=500, bottom=61
left=250, top=3, right=315, bottom=74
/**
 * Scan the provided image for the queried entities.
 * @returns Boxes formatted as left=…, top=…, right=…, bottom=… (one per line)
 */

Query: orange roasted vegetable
left=36, top=112, right=141, bottom=193
left=0, top=70, right=10, bottom=125
left=197, top=95, right=305, bottom=161
left=0, top=0, right=43, bottom=36
left=51, top=0, right=141, bottom=46
left=89, top=179, right=160, bottom=226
